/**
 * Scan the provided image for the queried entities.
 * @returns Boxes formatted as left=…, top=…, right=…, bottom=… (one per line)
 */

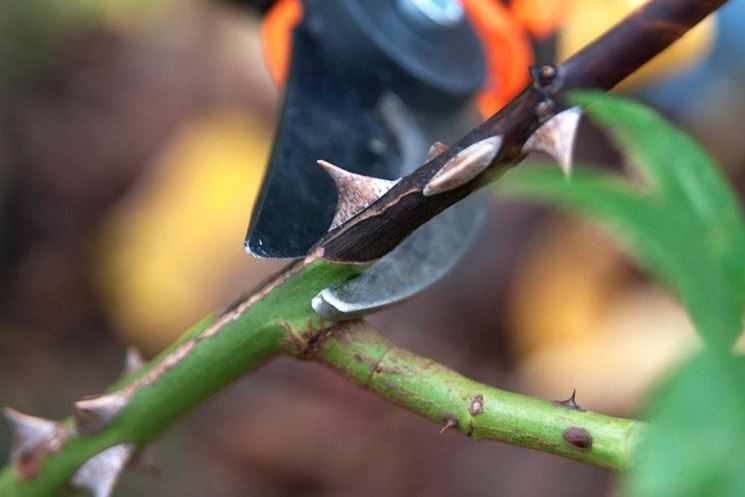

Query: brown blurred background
left=1, top=0, right=745, bottom=495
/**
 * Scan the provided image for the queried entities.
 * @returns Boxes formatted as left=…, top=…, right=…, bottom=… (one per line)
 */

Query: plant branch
left=318, top=0, right=727, bottom=263
left=0, top=260, right=355, bottom=497
left=0, top=0, right=725, bottom=494
left=290, top=320, right=642, bottom=470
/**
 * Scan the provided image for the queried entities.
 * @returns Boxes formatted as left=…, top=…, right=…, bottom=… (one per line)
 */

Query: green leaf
left=499, top=92, right=745, bottom=347
left=569, top=92, right=745, bottom=303
left=498, top=91, right=745, bottom=497
left=621, top=351, right=745, bottom=497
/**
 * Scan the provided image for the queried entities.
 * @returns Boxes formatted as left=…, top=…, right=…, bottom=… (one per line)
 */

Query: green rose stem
left=302, top=320, right=641, bottom=470
left=0, top=255, right=640, bottom=497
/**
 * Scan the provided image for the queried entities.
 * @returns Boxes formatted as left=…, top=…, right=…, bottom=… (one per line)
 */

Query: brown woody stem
left=318, top=0, right=727, bottom=263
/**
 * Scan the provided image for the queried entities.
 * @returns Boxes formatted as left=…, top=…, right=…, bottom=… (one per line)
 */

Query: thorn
left=123, top=346, right=146, bottom=377
left=530, top=64, right=563, bottom=95
left=468, top=394, right=484, bottom=416
left=3, top=408, right=67, bottom=480
left=3, top=408, right=63, bottom=460
left=423, top=136, right=502, bottom=196
left=552, top=389, right=586, bottom=412
left=71, top=443, right=135, bottom=497
left=522, top=106, right=582, bottom=177
left=426, top=141, right=448, bottom=161
left=540, top=64, right=557, bottom=82
left=440, top=414, right=459, bottom=434
left=563, top=427, right=593, bottom=450
left=317, top=160, right=399, bottom=230
left=530, top=64, right=559, bottom=89
left=74, top=393, right=129, bottom=436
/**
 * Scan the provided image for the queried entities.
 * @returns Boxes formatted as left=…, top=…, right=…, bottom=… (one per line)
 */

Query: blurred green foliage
left=500, top=92, right=745, bottom=497
left=624, top=351, right=745, bottom=497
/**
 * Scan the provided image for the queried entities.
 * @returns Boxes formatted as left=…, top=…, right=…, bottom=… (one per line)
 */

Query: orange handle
left=261, top=0, right=303, bottom=85
left=261, top=0, right=547, bottom=117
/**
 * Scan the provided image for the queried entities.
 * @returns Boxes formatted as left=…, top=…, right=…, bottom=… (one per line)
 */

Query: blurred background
left=1, top=0, right=744, bottom=495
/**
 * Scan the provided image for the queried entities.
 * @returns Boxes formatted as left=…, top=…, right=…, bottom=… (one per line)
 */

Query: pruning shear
left=245, top=0, right=527, bottom=320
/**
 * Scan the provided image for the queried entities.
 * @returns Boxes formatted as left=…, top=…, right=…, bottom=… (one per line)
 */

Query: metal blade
left=312, top=190, right=486, bottom=320
left=312, top=95, right=487, bottom=321
left=248, top=0, right=488, bottom=319
left=245, top=26, right=403, bottom=258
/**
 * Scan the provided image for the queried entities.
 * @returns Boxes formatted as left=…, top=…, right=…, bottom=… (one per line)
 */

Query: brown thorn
left=552, top=389, right=586, bottom=412
left=468, top=394, right=484, bottom=416
left=14, top=450, right=44, bottom=480
left=439, top=414, right=459, bottom=434
left=70, top=443, right=135, bottom=497
left=426, top=141, right=448, bottom=161
left=2, top=407, right=67, bottom=477
left=423, top=136, right=502, bottom=196
left=74, top=393, right=129, bottom=436
left=540, top=64, right=557, bottom=82
left=317, top=160, right=399, bottom=230
left=531, top=63, right=559, bottom=89
left=522, top=106, right=582, bottom=177
left=563, top=427, right=593, bottom=450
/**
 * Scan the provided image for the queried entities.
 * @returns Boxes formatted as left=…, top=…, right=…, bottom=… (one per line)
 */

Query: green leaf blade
left=621, top=352, right=745, bottom=497
left=571, top=91, right=745, bottom=302
left=499, top=91, right=745, bottom=497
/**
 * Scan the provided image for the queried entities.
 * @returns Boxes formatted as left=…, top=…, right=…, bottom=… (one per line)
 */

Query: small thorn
left=530, top=64, right=563, bottom=94
left=3, top=408, right=62, bottom=460
left=440, top=414, right=458, bottom=434
left=522, top=106, right=582, bottom=177
left=468, top=394, right=484, bottom=416
left=317, top=160, right=398, bottom=230
left=123, top=346, right=146, bottom=377
left=426, top=141, right=448, bottom=161
left=423, top=136, right=502, bottom=196
left=71, top=443, right=135, bottom=497
left=74, top=393, right=128, bottom=436
left=530, top=64, right=559, bottom=89
left=552, top=389, right=586, bottom=412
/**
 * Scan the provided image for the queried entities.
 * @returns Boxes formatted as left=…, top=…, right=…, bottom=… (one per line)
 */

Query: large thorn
left=122, top=346, right=146, bottom=377
left=74, top=393, right=128, bottom=436
left=2, top=408, right=64, bottom=460
left=522, top=106, right=582, bottom=177
left=71, top=443, right=135, bottom=497
left=317, top=160, right=399, bottom=230
left=423, top=136, right=502, bottom=196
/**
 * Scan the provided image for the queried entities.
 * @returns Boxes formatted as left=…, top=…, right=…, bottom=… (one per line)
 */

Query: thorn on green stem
left=74, top=393, right=129, bottom=436
left=70, top=443, right=135, bottom=497
left=553, top=389, right=586, bottom=412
